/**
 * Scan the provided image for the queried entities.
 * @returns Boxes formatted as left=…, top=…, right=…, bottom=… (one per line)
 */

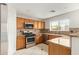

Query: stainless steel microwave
left=24, top=23, right=34, bottom=29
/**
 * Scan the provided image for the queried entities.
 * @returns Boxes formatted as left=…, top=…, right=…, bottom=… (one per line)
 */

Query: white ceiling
left=9, top=3, right=79, bottom=19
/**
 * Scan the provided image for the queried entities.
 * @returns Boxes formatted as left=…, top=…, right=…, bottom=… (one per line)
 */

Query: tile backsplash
left=17, top=28, right=79, bottom=35
left=17, top=29, right=41, bottom=36
left=40, top=28, right=79, bottom=35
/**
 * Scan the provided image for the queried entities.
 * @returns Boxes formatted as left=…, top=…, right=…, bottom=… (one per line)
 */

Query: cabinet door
left=33, top=21, right=38, bottom=29
left=48, top=35, right=55, bottom=40
left=25, top=19, right=29, bottom=23
left=25, top=19, right=33, bottom=23
left=16, top=36, right=26, bottom=50
left=35, top=37, right=40, bottom=44
left=38, top=21, right=42, bottom=29
left=33, top=20, right=45, bottom=29
left=16, top=17, right=25, bottom=29
left=48, top=35, right=61, bottom=40
left=48, top=43, right=59, bottom=55
left=16, top=37, right=21, bottom=50
left=38, top=21, right=45, bottom=29
left=41, top=22, right=45, bottom=29
left=35, top=35, right=40, bottom=44
left=35, top=34, right=44, bottom=44
left=48, top=43, right=71, bottom=55
left=39, top=35, right=44, bottom=43
left=29, top=19, right=33, bottom=23
left=59, top=45, right=71, bottom=55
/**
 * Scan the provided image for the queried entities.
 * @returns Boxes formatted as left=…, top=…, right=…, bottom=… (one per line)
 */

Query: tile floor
left=16, top=43, right=48, bottom=55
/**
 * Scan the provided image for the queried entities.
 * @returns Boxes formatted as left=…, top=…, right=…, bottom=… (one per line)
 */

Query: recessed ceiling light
left=50, top=10, right=56, bottom=12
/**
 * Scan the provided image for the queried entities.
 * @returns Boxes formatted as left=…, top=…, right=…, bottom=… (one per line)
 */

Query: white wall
left=7, top=5, right=16, bottom=55
left=17, top=13, right=43, bottom=21
left=44, top=9, right=79, bottom=29
left=1, top=4, right=8, bottom=55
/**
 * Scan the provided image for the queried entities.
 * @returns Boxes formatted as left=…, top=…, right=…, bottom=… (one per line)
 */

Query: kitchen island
left=47, top=34, right=71, bottom=55
left=46, top=32, right=79, bottom=55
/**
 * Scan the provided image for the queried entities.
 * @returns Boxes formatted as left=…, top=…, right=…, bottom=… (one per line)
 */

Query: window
left=60, top=19, right=69, bottom=31
left=50, top=19, right=69, bottom=31
left=50, top=21, right=59, bottom=31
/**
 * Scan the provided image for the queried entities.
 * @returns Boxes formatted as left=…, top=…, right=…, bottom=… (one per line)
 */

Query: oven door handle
left=26, top=36, right=35, bottom=38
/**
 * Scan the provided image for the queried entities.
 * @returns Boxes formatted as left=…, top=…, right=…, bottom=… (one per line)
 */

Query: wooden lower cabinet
left=48, top=35, right=61, bottom=40
left=48, top=43, right=71, bottom=55
left=16, top=36, right=26, bottom=50
left=35, top=34, right=44, bottom=44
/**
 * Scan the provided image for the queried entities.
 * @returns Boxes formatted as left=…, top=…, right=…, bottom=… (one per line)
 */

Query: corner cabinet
left=35, top=34, right=44, bottom=44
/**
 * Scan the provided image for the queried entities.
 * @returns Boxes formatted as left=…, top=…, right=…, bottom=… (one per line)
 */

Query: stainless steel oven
left=26, top=36, right=36, bottom=48
left=26, top=36, right=35, bottom=44
left=23, top=32, right=36, bottom=48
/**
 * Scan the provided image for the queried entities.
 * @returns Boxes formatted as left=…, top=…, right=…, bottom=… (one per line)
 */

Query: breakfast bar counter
left=48, top=36, right=70, bottom=48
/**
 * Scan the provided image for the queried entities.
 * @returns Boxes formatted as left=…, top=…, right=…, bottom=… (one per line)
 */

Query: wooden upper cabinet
left=38, top=21, right=42, bottom=29
left=16, top=17, right=45, bottom=29
left=33, top=21, right=38, bottom=29
left=25, top=19, right=29, bottom=23
left=33, top=21, right=45, bottom=29
left=25, top=19, right=33, bottom=23
left=16, top=17, right=25, bottom=29
left=39, top=21, right=45, bottom=29
left=29, top=19, right=33, bottom=23
left=41, top=22, right=45, bottom=29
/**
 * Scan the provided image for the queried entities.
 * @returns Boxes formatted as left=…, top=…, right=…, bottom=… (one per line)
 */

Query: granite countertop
left=17, top=35, right=25, bottom=36
left=42, top=32, right=79, bottom=47
left=41, top=32, right=79, bottom=37
left=17, top=32, right=25, bottom=36
left=41, top=33, right=63, bottom=36
left=69, top=33, right=79, bottom=37
left=41, top=32, right=71, bottom=47
left=48, top=36, right=70, bottom=48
